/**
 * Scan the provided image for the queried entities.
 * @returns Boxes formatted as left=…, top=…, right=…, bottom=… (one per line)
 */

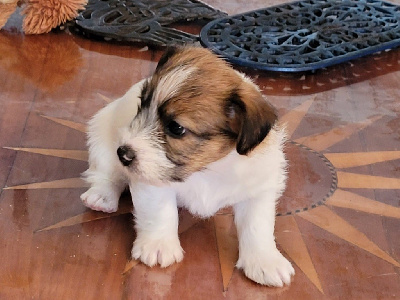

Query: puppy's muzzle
left=117, top=145, right=136, bottom=167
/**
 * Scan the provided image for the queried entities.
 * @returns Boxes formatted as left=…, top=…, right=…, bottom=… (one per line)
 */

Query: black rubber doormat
left=200, top=0, right=400, bottom=72
left=74, top=0, right=226, bottom=46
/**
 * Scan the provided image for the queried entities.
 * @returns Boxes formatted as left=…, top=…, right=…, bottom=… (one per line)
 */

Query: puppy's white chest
left=176, top=176, right=236, bottom=217
left=173, top=138, right=287, bottom=218
left=174, top=153, right=247, bottom=217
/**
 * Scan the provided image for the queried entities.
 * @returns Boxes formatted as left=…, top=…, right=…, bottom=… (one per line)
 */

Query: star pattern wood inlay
left=1, top=3, right=400, bottom=297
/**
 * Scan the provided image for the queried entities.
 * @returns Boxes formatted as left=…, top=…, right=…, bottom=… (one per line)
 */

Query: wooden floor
left=1, top=1, right=400, bottom=299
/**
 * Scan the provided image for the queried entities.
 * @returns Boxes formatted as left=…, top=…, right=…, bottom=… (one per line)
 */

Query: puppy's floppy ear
left=156, top=46, right=180, bottom=72
left=226, top=86, right=278, bottom=155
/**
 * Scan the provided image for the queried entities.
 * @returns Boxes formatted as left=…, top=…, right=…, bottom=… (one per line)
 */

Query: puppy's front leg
left=234, top=194, right=295, bottom=287
left=130, top=183, right=183, bottom=268
left=80, top=167, right=126, bottom=213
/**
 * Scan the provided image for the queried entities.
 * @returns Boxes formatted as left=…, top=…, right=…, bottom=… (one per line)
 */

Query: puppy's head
left=118, top=47, right=277, bottom=183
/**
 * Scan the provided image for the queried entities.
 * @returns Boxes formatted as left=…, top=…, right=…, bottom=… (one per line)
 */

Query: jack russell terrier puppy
left=80, top=46, right=294, bottom=287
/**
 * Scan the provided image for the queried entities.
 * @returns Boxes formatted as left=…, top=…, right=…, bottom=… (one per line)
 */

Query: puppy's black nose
left=117, top=145, right=136, bottom=167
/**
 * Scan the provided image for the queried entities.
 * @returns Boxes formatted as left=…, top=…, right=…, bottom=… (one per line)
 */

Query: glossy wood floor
left=1, top=1, right=400, bottom=299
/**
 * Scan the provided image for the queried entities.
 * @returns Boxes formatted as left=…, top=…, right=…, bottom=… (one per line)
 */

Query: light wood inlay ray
left=337, top=171, right=400, bottom=189
left=4, top=177, right=88, bottom=190
left=276, top=216, right=324, bottom=293
left=294, top=116, right=381, bottom=151
left=4, top=147, right=88, bottom=161
left=41, top=115, right=86, bottom=133
left=214, top=214, right=238, bottom=291
left=325, top=151, right=400, bottom=169
left=327, top=189, right=400, bottom=218
left=280, top=98, right=315, bottom=138
left=298, top=206, right=400, bottom=267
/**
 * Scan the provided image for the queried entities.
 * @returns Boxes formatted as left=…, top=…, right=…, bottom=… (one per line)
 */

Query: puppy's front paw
left=237, top=249, right=295, bottom=287
left=132, top=235, right=184, bottom=268
left=80, top=187, right=119, bottom=213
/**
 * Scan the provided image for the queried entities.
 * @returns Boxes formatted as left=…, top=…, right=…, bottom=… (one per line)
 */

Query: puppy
left=80, top=47, right=294, bottom=287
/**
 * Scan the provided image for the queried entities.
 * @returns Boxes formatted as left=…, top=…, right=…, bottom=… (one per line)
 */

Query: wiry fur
left=81, top=47, right=295, bottom=286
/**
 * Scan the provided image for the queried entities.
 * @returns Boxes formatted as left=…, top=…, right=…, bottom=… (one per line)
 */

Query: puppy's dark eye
left=167, top=121, right=186, bottom=137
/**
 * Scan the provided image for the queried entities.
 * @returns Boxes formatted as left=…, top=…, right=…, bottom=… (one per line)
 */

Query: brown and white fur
left=80, top=47, right=294, bottom=287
